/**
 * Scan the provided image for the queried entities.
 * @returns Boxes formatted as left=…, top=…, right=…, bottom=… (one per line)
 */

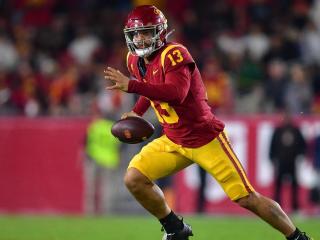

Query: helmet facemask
left=124, top=23, right=167, bottom=58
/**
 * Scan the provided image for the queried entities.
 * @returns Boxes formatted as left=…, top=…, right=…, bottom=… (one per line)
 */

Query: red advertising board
left=0, top=117, right=90, bottom=214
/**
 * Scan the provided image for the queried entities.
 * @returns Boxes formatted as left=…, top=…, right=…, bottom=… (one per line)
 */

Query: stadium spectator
left=242, top=23, right=270, bottom=62
left=236, top=51, right=264, bottom=95
left=201, top=57, right=234, bottom=114
left=68, top=26, right=101, bottom=65
left=310, top=0, right=320, bottom=31
left=284, top=63, right=313, bottom=114
left=83, top=107, right=120, bottom=214
left=262, top=33, right=288, bottom=65
left=0, top=31, right=18, bottom=71
left=49, top=65, right=78, bottom=115
left=264, top=59, right=288, bottom=112
left=269, top=110, right=307, bottom=212
left=310, top=66, right=320, bottom=113
left=300, top=20, right=320, bottom=66
left=246, top=0, right=272, bottom=31
left=236, top=82, right=265, bottom=113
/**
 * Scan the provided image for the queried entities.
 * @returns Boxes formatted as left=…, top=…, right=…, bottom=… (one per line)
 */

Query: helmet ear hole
left=163, top=23, right=168, bottom=31
left=157, top=24, right=163, bottom=32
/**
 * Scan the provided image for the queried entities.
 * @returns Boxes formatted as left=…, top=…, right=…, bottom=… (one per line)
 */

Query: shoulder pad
left=160, top=44, right=194, bottom=73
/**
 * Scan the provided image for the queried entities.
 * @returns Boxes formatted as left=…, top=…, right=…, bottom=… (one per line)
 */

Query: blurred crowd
left=0, top=0, right=320, bottom=117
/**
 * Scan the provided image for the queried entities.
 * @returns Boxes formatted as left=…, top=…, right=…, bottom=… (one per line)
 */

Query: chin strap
left=135, top=46, right=153, bottom=57
left=165, top=29, right=175, bottom=41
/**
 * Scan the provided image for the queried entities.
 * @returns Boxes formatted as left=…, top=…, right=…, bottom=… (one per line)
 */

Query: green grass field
left=0, top=215, right=318, bottom=240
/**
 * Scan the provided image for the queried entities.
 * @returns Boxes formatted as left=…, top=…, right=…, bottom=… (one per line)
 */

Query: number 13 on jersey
left=150, top=101, right=179, bottom=124
left=167, top=49, right=184, bottom=66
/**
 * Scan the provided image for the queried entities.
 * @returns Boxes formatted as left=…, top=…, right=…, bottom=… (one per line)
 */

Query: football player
left=104, top=5, right=313, bottom=240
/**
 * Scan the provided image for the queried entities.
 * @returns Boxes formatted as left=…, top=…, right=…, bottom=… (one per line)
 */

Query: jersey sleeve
left=132, top=96, right=150, bottom=116
left=128, top=64, right=192, bottom=104
left=161, top=44, right=195, bottom=74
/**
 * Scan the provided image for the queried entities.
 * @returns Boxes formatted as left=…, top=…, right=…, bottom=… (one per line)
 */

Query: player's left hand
left=104, top=67, right=130, bottom=92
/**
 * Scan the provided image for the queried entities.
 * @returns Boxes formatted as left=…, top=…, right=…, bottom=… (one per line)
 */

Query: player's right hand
left=104, top=67, right=130, bottom=92
left=121, top=111, right=139, bottom=119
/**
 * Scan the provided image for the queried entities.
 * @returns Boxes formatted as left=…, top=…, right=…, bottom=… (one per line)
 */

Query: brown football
left=111, top=116, right=155, bottom=144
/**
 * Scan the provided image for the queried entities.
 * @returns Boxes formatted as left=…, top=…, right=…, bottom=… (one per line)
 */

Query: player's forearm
left=128, top=80, right=182, bottom=103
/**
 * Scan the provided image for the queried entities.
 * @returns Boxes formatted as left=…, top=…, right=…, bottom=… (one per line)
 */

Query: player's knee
left=235, top=192, right=259, bottom=210
left=124, top=167, right=151, bottom=194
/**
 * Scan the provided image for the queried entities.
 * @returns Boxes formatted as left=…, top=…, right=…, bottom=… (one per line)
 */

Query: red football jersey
left=126, top=42, right=225, bottom=147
